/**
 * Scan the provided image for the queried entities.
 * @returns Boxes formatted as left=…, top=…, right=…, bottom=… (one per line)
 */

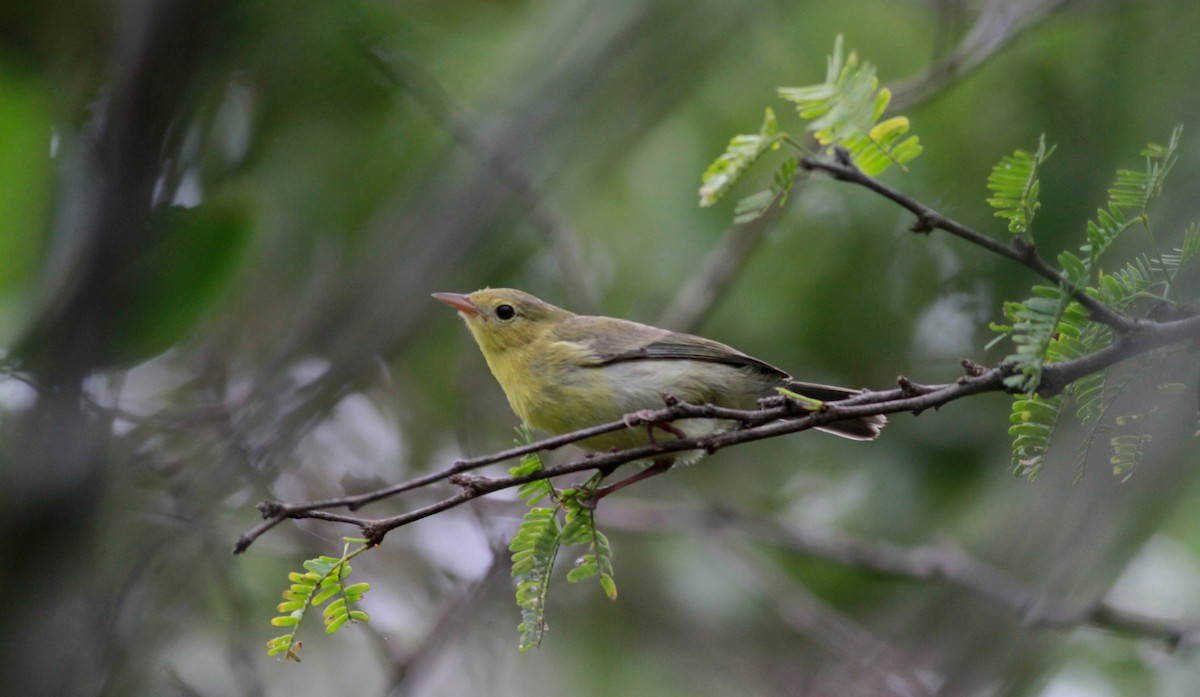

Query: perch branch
left=234, top=309, right=1200, bottom=553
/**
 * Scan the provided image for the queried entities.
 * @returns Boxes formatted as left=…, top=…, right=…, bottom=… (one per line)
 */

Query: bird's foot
left=622, top=409, right=659, bottom=429
left=623, top=410, right=685, bottom=443
left=591, top=460, right=674, bottom=501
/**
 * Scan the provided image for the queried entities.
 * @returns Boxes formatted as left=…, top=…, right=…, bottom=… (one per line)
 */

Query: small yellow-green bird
left=434, top=288, right=884, bottom=493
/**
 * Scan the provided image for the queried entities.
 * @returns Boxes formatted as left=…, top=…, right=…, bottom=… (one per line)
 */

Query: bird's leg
left=623, top=410, right=686, bottom=444
left=592, top=459, right=674, bottom=501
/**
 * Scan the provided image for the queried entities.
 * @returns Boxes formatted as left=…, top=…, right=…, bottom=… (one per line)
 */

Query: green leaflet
left=1110, top=434, right=1152, bottom=480
left=507, top=428, right=619, bottom=651
left=996, top=127, right=1194, bottom=479
left=699, top=107, right=782, bottom=208
left=778, top=35, right=921, bottom=176
left=986, top=135, right=1053, bottom=235
left=511, top=507, right=561, bottom=651
left=267, top=540, right=372, bottom=662
left=698, top=35, right=921, bottom=218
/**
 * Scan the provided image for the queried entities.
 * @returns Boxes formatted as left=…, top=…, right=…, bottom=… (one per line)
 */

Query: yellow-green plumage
left=434, top=288, right=884, bottom=457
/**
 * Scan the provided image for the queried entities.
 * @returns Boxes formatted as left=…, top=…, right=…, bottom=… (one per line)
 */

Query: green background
left=2, top=1, right=1199, bottom=695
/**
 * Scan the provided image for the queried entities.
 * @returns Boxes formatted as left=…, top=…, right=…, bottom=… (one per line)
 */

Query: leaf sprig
left=986, top=135, right=1054, bottom=235
left=699, top=107, right=782, bottom=209
left=507, top=427, right=618, bottom=650
left=698, top=35, right=921, bottom=223
left=778, top=34, right=921, bottom=176
left=995, top=126, right=1194, bottom=479
left=267, top=539, right=372, bottom=662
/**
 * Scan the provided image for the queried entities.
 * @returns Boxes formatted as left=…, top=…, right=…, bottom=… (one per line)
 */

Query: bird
left=434, top=288, right=884, bottom=495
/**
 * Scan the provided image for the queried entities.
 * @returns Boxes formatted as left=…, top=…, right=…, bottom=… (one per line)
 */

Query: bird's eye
left=495, top=304, right=516, bottom=321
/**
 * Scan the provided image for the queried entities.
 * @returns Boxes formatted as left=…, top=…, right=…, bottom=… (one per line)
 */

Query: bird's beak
left=432, top=292, right=482, bottom=317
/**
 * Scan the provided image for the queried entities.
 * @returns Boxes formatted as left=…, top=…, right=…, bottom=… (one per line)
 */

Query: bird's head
left=432, top=288, right=574, bottom=356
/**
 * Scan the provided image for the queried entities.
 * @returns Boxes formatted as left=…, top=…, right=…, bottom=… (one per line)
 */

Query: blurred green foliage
left=2, top=1, right=1200, bottom=696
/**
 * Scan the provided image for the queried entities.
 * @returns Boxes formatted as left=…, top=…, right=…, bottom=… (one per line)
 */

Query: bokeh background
left=2, top=0, right=1199, bottom=695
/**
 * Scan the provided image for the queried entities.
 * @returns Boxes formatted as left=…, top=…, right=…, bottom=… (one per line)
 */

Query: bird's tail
left=784, top=381, right=886, bottom=441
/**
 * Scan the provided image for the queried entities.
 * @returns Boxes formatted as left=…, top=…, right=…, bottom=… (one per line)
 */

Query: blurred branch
left=235, top=304, right=1200, bottom=552
left=382, top=552, right=508, bottom=697
left=2, top=368, right=155, bottom=427
left=605, top=501, right=1200, bottom=648
left=656, top=194, right=787, bottom=331
left=891, top=0, right=1077, bottom=110
left=3, top=2, right=234, bottom=694
left=715, top=530, right=936, bottom=696
left=358, top=42, right=601, bottom=313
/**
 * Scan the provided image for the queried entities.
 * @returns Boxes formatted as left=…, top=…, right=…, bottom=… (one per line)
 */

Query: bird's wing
left=549, top=316, right=671, bottom=364
left=609, top=335, right=790, bottom=381
left=553, top=316, right=790, bottom=381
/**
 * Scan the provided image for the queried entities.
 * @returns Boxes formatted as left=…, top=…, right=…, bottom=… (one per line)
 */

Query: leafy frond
left=506, top=432, right=617, bottom=650
left=986, top=135, right=1054, bottom=235
left=699, top=107, right=782, bottom=208
left=1110, top=434, right=1152, bottom=481
left=1104, top=126, right=1180, bottom=213
left=1181, top=222, right=1200, bottom=266
left=998, top=284, right=1076, bottom=393
left=1094, top=258, right=1168, bottom=311
left=1082, top=203, right=1136, bottom=270
left=1158, top=221, right=1200, bottom=277
left=1001, top=261, right=1152, bottom=473
left=778, top=35, right=921, bottom=176
left=511, top=507, right=561, bottom=651
left=559, top=486, right=618, bottom=600
left=1083, top=126, right=1182, bottom=269
left=1071, top=368, right=1140, bottom=482
left=996, top=126, right=1182, bottom=380
left=1072, top=370, right=1107, bottom=425
left=1009, top=394, right=1064, bottom=479
left=511, top=425, right=557, bottom=505
left=267, top=540, right=373, bottom=662
left=733, top=156, right=800, bottom=224
left=698, top=36, right=921, bottom=218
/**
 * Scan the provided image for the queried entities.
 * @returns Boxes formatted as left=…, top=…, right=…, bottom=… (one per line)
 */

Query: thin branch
left=234, top=309, right=1200, bottom=553
left=800, top=149, right=1142, bottom=333
left=730, top=506, right=1200, bottom=646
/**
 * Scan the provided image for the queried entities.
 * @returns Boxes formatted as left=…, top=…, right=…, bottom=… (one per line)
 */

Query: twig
left=800, top=149, right=1142, bottom=333
left=234, top=309, right=1200, bottom=553
left=727, top=506, right=1200, bottom=645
